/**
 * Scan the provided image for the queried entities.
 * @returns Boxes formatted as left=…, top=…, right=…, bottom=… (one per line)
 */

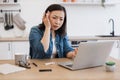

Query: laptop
left=58, top=41, right=114, bottom=70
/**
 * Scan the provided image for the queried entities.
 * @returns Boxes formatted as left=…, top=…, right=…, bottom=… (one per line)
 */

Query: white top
left=51, top=38, right=57, bottom=58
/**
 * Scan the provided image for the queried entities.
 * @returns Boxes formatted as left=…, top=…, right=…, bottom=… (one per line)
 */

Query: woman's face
left=49, top=10, right=65, bottom=30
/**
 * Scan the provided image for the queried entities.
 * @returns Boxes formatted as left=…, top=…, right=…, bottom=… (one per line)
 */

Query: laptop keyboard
left=58, top=61, right=73, bottom=68
left=66, top=64, right=73, bottom=67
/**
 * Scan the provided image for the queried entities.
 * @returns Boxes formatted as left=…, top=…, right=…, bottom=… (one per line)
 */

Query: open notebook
left=0, top=64, right=26, bottom=74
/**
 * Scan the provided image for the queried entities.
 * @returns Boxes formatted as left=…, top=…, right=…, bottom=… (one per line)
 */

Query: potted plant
left=105, top=61, right=116, bottom=72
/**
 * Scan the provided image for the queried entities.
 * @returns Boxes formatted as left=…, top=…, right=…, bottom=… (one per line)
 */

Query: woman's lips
left=52, top=25, right=60, bottom=30
left=54, top=26, right=59, bottom=28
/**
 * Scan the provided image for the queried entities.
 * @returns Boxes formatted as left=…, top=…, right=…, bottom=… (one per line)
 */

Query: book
left=0, top=63, right=26, bottom=75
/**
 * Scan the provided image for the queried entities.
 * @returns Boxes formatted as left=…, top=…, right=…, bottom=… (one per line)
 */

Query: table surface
left=0, top=57, right=120, bottom=80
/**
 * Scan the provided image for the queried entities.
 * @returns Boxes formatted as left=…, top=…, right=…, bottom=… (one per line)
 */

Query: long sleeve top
left=29, top=26, right=74, bottom=59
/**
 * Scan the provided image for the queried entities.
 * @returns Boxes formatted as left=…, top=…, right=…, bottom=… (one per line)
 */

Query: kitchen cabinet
left=0, top=42, right=12, bottom=60
left=0, top=41, right=29, bottom=60
left=110, top=40, right=120, bottom=59
left=12, top=41, right=29, bottom=56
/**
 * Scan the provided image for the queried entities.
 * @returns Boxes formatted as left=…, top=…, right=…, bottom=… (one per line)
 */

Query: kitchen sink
left=96, top=35, right=120, bottom=37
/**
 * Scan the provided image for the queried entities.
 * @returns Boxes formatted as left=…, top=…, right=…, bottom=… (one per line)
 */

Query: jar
left=63, top=0, right=68, bottom=2
left=71, top=0, right=76, bottom=2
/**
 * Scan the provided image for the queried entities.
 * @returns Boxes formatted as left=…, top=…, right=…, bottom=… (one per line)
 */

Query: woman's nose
left=55, top=20, right=60, bottom=25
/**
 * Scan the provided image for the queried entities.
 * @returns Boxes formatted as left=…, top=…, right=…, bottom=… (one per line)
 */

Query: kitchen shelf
left=0, top=3, right=20, bottom=6
left=0, top=3, right=21, bottom=11
left=59, top=2, right=116, bottom=6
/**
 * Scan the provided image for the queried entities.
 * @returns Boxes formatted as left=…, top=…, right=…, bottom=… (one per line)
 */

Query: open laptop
left=58, top=41, right=114, bottom=70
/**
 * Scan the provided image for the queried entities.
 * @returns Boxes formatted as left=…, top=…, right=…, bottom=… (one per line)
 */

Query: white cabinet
left=110, top=40, right=120, bottom=59
left=0, top=42, right=12, bottom=60
left=0, top=41, right=29, bottom=60
left=12, top=41, right=29, bottom=55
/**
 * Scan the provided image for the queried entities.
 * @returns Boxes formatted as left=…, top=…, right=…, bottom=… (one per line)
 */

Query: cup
left=15, top=53, right=29, bottom=67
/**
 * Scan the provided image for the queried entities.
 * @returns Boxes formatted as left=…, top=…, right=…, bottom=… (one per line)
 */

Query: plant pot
left=105, top=61, right=116, bottom=72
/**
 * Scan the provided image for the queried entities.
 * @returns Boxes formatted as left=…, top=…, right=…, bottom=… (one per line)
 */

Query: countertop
left=0, top=36, right=120, bottom=42
left=69, top=36, right=120, bottom=41
left=0, top=37, right=29, bottom=42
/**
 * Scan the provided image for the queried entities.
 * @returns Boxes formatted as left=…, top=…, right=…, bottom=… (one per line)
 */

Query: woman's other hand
left=67, top=48, right=78, bottom=59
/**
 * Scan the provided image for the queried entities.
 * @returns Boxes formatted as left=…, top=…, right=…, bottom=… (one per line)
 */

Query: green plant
left=106, top=61, right=115, bottom=66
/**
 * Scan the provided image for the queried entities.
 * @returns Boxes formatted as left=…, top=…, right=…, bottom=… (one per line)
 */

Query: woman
left=29, top=4, right=77, bottom=59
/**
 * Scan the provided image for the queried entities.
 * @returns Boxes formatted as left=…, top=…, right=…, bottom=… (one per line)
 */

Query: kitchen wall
left=0, top=0, right=120, bottom=37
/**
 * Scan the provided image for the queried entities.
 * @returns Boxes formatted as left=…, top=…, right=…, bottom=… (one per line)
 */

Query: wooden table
left=0, top=58, right=120, bottom=80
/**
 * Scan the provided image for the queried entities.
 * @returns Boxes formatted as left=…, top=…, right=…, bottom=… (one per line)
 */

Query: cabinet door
left=0, top=42, right=13, bottom=60
left=12, top=41, right=29, bottom=57
left=110, top=40, right=120, bottom=59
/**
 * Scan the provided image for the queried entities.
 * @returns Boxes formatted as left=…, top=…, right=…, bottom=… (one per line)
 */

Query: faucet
left=109, top=18, right=114, bottom=36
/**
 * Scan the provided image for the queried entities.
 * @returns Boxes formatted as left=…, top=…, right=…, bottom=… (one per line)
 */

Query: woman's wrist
left=45, top=26, right=51, bottom=30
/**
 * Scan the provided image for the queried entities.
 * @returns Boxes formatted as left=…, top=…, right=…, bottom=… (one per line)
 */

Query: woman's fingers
left=74, top=48, right=78, bottom=55
left=42, top=12, right=51, bottom=28
left=46, top=11, right=50, bottom=19
left=72, top=48, right=78, bottom=58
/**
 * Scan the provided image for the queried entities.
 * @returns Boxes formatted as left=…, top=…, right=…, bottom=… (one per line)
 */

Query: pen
left=32, top=62, right=38, bottom=67
left=39, top=69, right=52, bottom=72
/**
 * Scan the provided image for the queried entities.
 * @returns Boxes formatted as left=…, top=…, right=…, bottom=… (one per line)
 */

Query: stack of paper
left=0, top=64, right=26, bottom=74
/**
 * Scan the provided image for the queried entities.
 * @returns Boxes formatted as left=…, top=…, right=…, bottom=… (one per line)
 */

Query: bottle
left=14, top=0, right=17, bottom=3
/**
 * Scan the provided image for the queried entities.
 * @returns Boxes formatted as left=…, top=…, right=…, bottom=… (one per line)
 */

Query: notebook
left=0, top=64, right=26, bottom=74
left=58, top=41, right=114, bottom=70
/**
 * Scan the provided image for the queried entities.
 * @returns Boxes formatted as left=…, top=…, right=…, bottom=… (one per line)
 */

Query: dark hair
left=39, top=4, right=67, bottom=37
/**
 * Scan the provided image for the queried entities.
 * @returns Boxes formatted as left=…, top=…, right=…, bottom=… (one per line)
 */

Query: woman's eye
left=60, top=18, right=63, bottom=21
left=52, top=17, right=63, bottom=21
left=53, top=17, right=57, bottom=19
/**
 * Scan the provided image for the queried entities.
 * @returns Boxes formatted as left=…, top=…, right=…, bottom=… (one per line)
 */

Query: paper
left=0, top=64, right=26, bottom=75
left=45, top=62, right=55, bottom=65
